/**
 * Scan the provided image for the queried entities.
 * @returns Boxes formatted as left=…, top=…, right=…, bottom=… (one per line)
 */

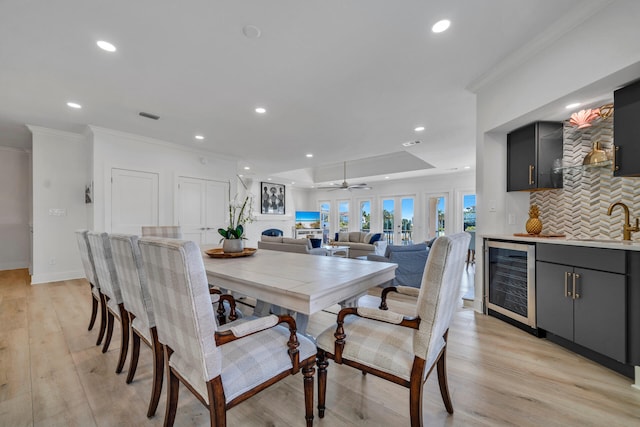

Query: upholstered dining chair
left=315, top=232, right=470, bottom=427
left=75, top=229, right=107, bottom=345
left=87, top=231, right=130, bottom=374
left=141, top=225, right=183, bottom=239
left=109, top=233, right=243, bottom=418
left=138, top=237, right=317, bottom=427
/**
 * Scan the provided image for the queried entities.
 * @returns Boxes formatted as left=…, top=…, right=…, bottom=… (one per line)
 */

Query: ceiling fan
left=317, top=161, right=371, bottom=191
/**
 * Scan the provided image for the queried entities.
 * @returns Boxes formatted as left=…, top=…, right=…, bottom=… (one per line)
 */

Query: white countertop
left=483, top=234, right=640, bottom=251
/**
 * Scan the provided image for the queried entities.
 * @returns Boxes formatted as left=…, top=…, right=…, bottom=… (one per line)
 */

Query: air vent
left=402, top=140, right=421, bottom=147
left=139, top=112, right=160, bottom=120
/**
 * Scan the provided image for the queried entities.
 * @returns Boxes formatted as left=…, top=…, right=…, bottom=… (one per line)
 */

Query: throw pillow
left=425, top=237, right=437, bottom=248
left=283, top=237, right=308, bottom=246
left=363, top=232, right=374, bottom=244
left=338, top=232, right=350, bottom=242
left=262, top=236, right=283, bottom=243
left=349, top=231, right=361, bottom=242
left=309, top=238, right=322, bottom=248
left=369, top=233, right=382, bottom=244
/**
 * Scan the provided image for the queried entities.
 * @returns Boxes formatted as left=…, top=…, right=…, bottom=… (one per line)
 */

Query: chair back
left=141, top=226, right=183, bottom=239
left=110, top=234, right=155, bottom=328
left=75, top=229, right=99, bottom=288
left=413, top=232, right=470, bottom=361
left=261, top=228, right=283, bottom=237
left=138, top=237, right=221, bottom=382
left=87, top=231, right=122, bottom=303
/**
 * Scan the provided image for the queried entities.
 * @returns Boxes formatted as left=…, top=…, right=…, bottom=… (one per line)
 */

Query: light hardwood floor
left=1, top=268, right=639, bottom=426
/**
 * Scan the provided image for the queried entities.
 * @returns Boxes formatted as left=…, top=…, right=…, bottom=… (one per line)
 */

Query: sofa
left=333, top=231, right=383, bottom=258
left=257, top=236, right=327, bottom=255
left=366, top=242, right=430, bottom=288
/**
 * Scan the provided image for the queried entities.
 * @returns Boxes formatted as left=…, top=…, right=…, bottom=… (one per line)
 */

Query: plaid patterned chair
left=141, top=226, right=183, bottom=239
left=138, top=237, right=317, bottom=427
left=75, top=230, right=107, bottom=345
left=87, top=231, right=130, bottom=374
left=315, top=232, right=470, bottom=427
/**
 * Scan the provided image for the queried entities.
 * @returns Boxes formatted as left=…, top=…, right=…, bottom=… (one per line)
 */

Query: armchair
left=138, top=237, right=317, bottom=427
left=315, top=232, right=470, bottom=427
left=366, top=243, right=430, bottom=288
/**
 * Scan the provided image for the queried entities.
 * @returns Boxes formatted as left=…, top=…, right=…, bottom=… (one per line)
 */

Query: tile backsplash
left=530, top=115, right=640, bottom=241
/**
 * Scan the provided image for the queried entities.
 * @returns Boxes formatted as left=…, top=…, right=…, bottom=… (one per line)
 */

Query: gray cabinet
left=507, top=121, right=563, bottom=191
left=536, top=244, right=626, bottom=362
left=614, top=79, right=640, bottom=177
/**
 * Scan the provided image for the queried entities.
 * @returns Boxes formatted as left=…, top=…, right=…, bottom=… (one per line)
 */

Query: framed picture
left=260, top=182, right=285, bottom=214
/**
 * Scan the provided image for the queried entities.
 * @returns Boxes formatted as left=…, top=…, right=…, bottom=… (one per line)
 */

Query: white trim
left=88, top=125, right=239, bottom=161
left=31, top=270, right=84, bottom=285
left=0, top=145, right=30, bottom=154
left=26, top=125, right=85, bottom=141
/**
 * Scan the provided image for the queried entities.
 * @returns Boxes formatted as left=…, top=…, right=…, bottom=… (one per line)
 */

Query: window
left=463, top=194, right=476, bottom=231
left=360, top=200, right=371, bottom=232
left=382, top=198, right=394, bottom=243
left=338, top=201, right=349, bottom=232
left=425, top=194, right=448, bottom=238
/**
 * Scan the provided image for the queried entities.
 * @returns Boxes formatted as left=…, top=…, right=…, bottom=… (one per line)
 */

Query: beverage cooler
left=484, top=240, right=537, bottom=331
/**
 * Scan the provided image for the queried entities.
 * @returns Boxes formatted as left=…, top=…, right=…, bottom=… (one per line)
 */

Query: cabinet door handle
left=528, top=165, right=535, bottom=185
left=612, top=144, right=620, bottom=172
left=573, top=273, right=580, bottom=299
left=564, top=271, right=572, bottom=297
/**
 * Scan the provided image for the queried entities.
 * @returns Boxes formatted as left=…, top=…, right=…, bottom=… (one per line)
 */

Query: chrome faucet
left=607, top=202, right=639, bottom=241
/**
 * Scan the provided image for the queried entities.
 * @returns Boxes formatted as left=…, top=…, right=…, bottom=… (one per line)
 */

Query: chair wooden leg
left=88, top=290, right=98, bottom=331
left=126, top=329, right=141, bottom=384
left=207, top=376, right=226, bottom=427
left=164, top=348, right=179, bottom=427
left=96, top=292, right=107, bottom=346
left=303, top=363, right=315, bottom=427
left=115, top=304, right=130, bottom=374
left=147, top=327, right=164, bottom=418
left=102, top=310, right=115, bottom=353
left=409, top=358, right=426, bottom=427
left=316, top=350, right=328, bottom=418
left=436, top=349, right=454, bottom=414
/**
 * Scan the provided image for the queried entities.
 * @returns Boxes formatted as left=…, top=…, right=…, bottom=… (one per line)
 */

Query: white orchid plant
left=218, top=193, right=256, bottom=241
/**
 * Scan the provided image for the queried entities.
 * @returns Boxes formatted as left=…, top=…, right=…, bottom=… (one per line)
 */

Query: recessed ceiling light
left=291, top=182, right=295, bottom=185
left=414, top=126, right=425, bottom=132
left=238, top=174, right=243, bottom=177
left=96, top=40, right=116, bottom=52
left=565, top=102, right=581, bottom=109
left=385, top=176, right=390, bottom=179
left=432, top=19, right=451, bottom=33
left=244, top=166, right=250, bottom=170
left=66, top=102, right=82, bottom=109
left=255, top=107, right=266, bottom=114
left=195, top=135, right=205, bottom=140
left=267, top=178, right=272, bottom=181
left=306, top=153, right=313, bottom=158
left=402, top=140, right=421, bottom=147
left=463, top=165, right=471, bottom=169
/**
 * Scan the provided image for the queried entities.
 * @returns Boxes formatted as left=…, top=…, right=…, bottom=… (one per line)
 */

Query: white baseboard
left=0, top=261, right=29, bottom=271
left=30, top=270, right=84, bottom=285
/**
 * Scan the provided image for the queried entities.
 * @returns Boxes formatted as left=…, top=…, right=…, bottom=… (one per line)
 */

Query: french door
left=381, top=196, right=415, bottom=245
left=177, top=177, right=228, bottom=245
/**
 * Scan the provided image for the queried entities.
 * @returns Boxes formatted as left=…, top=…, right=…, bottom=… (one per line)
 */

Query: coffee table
left=323, top=245, right=350, bottom=257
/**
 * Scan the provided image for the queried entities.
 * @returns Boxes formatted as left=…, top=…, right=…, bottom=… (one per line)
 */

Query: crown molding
left=88, top=125, right=239, bottom=162
left=0, top=145, right=30, bottom=154
left=26, top=125, right=85, bottom=142
left=467, top=0, right=614, bottom=93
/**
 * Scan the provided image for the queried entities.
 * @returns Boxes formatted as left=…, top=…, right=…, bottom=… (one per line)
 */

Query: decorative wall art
left=260, top=182, right=285, bottom=214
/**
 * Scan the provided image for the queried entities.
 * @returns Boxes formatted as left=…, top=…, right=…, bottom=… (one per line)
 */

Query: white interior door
left=111, top=168, right=159, bottom=234
left=177, top=177, right=228, bottom=245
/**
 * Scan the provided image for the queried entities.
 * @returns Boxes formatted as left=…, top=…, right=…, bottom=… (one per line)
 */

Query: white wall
left=89, top=126, right=239, bottom=233
left=29, top=126, right=89, bottom=284
left=312, top=171, right=475, bottom=242
left=0, top=146, right=31, bottom=271
left=474, top=0, right=640, bottom=311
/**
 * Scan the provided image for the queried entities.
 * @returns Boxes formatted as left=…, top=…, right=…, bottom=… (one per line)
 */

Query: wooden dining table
left=202, top=248, right=397, bottom=334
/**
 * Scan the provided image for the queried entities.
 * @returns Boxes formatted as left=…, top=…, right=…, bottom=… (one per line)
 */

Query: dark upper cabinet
left=507, top=121, right=563, bottom=191
left=614, top=79, right=640, bottom=177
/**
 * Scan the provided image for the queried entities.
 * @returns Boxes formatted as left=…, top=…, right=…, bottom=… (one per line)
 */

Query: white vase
left=223, top=238, right=244, bottom=253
